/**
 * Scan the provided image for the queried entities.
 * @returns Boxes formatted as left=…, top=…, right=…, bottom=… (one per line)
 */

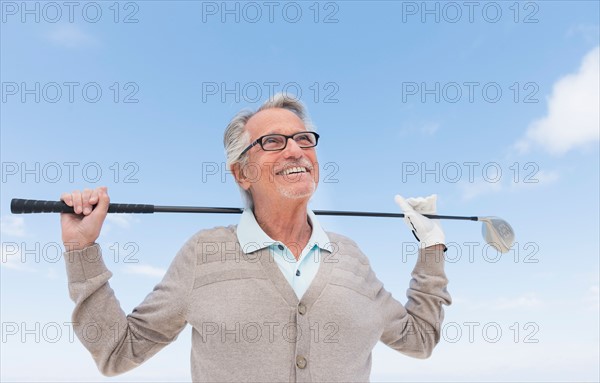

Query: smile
left=277, top=166, right=309, bottom=176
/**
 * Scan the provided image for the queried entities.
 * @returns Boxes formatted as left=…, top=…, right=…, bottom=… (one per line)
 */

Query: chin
left=276, top=181, right=316, bottom=200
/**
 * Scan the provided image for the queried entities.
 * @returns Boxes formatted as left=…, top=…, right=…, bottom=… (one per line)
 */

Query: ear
left=231, top=163, right=251, bottom=191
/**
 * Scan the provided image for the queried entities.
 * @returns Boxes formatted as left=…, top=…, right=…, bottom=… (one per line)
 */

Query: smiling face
left=234, top=108, right=319, bottom=208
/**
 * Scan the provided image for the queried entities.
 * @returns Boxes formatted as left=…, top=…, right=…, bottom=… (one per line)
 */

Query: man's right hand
left=60, top=186, right=110, bottom=251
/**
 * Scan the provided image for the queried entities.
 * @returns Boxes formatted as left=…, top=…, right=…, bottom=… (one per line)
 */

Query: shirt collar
left=236, top=207, right=330, bottom=254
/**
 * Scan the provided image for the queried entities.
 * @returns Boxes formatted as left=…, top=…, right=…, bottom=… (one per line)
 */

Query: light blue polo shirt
left=236, top=208, right=331, bottom=299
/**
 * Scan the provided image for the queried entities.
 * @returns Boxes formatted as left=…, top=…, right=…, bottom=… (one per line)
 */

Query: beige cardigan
left=64, top=225, right=451, bottom=382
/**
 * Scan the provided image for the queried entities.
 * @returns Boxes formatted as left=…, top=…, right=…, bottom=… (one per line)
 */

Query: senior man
left=60, top=94, right=451, bottom=382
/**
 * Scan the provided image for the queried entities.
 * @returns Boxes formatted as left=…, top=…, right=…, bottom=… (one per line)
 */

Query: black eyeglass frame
left=239, top=131, right=320, bottom=158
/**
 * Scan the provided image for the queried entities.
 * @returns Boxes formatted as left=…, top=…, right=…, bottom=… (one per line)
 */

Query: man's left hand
left=394, top=194, right=446, bottom=249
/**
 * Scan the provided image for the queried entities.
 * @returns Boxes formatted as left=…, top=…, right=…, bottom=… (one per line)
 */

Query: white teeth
left=279, top=166, right=307, bottom=176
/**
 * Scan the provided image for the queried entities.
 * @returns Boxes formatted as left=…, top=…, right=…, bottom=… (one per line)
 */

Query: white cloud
left=459, top=169, right=559, bottom=200
left=567, top=24, right=600, bottom=44
left=46, top=24, right=94, bottom=48
left=420, top=122, right=440, bottom=136
left=585, top=285, right=599, bottom=311
left=490, top=292, right=543, bottom=311
left=104, top=214, right=139, bottom=234
left=123, top=264, right=166, bottom=278
left=0, top=242, right=35, bottom=272
left=515, top=46, right=600, bottom=155
left=0, top=215, right=25, bottom=237
left=530, top=271, right=556, bottom=280
left=45, top=267, right=60, bottom=280
left=372, top=339, right=599, bottom=381
left=398, top=121, right=441, bottom=137
left=508, top=169, right=560, bottom=191
left=459, top=178, right=502, bottom=201
left=532, top=169, right=560, bottom=184
left=454, top=292, right=544, bottom=311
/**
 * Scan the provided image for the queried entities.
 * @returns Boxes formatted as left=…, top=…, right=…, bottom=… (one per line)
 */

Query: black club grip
left=10, top=199, right=154, bottom=214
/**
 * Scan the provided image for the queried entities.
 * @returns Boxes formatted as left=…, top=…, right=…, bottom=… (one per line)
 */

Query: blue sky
left=1, top=1, right=599, bottom=381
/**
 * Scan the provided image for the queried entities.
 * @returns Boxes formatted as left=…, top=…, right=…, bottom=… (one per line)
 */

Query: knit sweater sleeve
left=63, top=237, right=197, bottom=376
left=379, top=246, right=452, bottom=358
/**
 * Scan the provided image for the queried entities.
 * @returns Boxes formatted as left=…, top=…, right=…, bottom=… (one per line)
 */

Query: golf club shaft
left=10, top=198, right=479, bottom=221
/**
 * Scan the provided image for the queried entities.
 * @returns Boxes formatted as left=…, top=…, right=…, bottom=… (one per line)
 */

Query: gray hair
left=223, top=93, right=315, bottom=208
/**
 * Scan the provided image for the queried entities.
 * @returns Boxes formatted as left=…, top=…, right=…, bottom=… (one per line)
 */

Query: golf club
left=10, top=198, right=515, bottom=253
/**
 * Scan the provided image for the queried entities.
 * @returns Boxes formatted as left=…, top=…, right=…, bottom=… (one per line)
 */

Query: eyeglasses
left=239, top=131, right=320, bottom=158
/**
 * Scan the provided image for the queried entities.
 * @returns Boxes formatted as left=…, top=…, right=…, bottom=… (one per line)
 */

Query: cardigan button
left=298, top=303, right=307, bottom=315
left=296, top=355, right=307, bottom=369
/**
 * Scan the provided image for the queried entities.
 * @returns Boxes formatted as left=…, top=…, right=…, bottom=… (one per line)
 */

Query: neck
left=252, top=199, right=312, bottom=261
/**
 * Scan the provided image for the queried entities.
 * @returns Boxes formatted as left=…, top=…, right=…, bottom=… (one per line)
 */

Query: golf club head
left=479, top=217, right=515, bottom=254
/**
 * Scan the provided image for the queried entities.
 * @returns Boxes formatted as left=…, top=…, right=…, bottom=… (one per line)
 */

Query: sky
left=1, top=1, right=599, bottom=381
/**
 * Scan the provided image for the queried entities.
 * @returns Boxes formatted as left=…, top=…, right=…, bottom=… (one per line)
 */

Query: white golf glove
left=394, top=194, right=446, bottom=249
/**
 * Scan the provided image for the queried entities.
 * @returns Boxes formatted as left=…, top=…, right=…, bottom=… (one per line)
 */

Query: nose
left=281, top=137, right=304, bottom=158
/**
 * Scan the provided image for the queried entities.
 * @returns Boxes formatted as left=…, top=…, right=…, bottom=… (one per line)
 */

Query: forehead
left=245, top=108, right=306, bottom=138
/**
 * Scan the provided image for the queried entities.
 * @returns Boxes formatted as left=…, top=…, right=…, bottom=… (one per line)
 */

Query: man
left=60, top=94, right=451, bottom=382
